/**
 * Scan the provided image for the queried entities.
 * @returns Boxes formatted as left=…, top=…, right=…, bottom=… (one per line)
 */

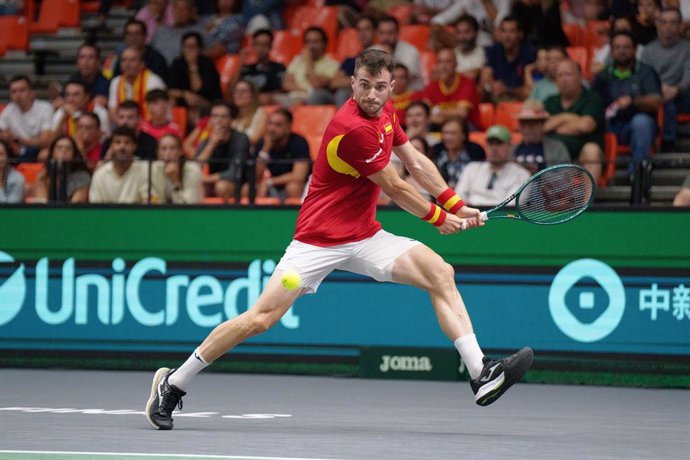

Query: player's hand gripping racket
left=460, top=164, right=595, bottom=229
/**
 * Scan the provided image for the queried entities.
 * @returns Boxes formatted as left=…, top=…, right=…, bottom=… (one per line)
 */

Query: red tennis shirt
left=294, top=98, right=408, bottom=246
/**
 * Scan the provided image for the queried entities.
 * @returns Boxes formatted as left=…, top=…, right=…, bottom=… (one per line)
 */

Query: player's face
left=351, top=68, right=393, bottom=117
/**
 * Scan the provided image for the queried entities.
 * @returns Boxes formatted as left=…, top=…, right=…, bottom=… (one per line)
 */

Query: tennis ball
left=281, top=270, right=301, bottom=290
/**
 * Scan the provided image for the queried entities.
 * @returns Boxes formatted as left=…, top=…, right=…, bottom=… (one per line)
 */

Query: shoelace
left=160, top=385, right=184, bottom=413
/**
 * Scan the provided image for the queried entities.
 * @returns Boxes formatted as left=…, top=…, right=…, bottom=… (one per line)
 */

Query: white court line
left=0, top=451, right=342, bottom=460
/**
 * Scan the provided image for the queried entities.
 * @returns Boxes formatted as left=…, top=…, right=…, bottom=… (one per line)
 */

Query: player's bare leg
left=146, top=270, right=305, bottom=430
left=391, top=244, right=533, bottom=406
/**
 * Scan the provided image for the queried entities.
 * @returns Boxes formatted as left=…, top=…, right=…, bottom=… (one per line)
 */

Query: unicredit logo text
left=0, top=252, right=299, bottom=329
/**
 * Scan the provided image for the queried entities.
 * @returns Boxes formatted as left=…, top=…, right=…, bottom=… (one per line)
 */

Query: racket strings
left=517, top=167, right=594, bottom=224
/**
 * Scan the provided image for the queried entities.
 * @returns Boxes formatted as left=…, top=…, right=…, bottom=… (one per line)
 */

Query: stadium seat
left=468, top=131, right=487, bottom=151
left=0, top=16, right=29, bottom=52
left=494, top=101, right=523, bottom=132
left=292, top=104, right=336, bottom=140
left=562, top=23, right=584, bottom=47
left=335, top=27, right=361, bottom=62
left=16, top=163, right=44, bottom=186
left=215, top=54, right=241, bottom=98
left=387, top=4, right=415, bottom=25
left=284, top=197, right=303, bottom=206
left=287, top=6, right=339, bottom=54
left=603, top=108, right=664, bottom=185
left=399, top=25, right=430, bottom=52
left=30, top=0, right=79, bottom=33
left=584, top=20, right=610, bottom=50
left=171, top=107, right=187, bottom=133
left=478, top=103, right=495, bottom=130
left=420, top=50, right=437, bottom=86
left=304, top=134, right=323, bottom=161
left=270, top=30, right=303, bottom=66
left=567, top=46, right=590, bottom=79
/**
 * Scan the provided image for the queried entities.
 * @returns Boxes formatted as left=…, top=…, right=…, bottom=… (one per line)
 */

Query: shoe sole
left=475, top=347, right=534, bottom=407
left=145, top=367, right=170, bottom=430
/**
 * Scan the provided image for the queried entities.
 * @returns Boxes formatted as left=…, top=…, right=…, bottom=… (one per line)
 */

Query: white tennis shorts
left=275, top=229, right=421, bottom=293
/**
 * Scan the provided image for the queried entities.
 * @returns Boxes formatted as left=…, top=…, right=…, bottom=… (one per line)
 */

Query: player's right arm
left=368, top=164, right=467, bottom=235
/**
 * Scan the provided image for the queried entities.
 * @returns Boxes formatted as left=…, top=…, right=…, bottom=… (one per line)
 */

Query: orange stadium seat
left=304, top=134, right=323, bottom=161
left=30, top=0, right=79, bottom=33
left=171, top=106, right=187, bottom=133
left=270, top=30, right=302, bottom=66
left=387, top=4, right=415, bottom=25
left=584, top=20, right=610, bottom=50
left=16, top=163, right=44, bottom=186
left=399, top=25, right=430, bottom=52
left=292, top=104, right=336, bottom=137
left=0, top=16, right=29, bottom=52
left=562, top=23, right=584, bottom=47
left=215, top=54, right=241, bottom=98
left=567, top=46, right=590, bottom=79
left=287, top=6, right=339, bottom=54
left=478, top=103, right=495, bottom=130
left=335, top=28, right=362, bottom=62
left=469, top=131, right=487, bottom=150
left=420, top=50, right=436, bottom=86
left=494, top=101, right=523, bottom=132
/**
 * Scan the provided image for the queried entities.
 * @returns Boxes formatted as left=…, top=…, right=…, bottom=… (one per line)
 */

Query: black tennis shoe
left=470, top=347, right=534, bottom=406
left=145, top=367, right=186, bottom=430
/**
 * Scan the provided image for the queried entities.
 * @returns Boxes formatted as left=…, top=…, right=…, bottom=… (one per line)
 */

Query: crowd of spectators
left=1, top=0, right=690, bottom=207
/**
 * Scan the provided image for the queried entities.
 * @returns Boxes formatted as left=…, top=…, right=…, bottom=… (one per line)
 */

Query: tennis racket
left=460, top=164, right=595, bottom=229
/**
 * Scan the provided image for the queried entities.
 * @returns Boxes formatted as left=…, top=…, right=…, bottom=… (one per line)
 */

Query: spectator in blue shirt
left=255, top=108, right=310, bottom=202
left=592, top=31, right=662, bottom=176
left=479, top=16, right=537, bottom=102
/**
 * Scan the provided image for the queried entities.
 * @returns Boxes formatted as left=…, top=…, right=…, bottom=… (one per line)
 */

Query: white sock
left=168, top=347, right=209, bottom=391
left=454, top=334, right=485, bottom=380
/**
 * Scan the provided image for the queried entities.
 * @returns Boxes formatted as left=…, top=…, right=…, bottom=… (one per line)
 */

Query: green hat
left=486, top=124, right=512, bottom=144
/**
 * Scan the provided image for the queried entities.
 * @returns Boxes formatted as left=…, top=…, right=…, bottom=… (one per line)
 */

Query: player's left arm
left=368, top=164, right=477, bottom=234
left=393, top=140, right=482, bottom=219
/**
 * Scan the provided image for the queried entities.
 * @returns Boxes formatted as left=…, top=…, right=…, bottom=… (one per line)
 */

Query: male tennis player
left=146, top=49, right=534, bottom=430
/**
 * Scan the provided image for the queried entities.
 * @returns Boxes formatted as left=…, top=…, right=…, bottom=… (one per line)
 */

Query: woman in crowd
left=230, top=79, right=267, bottom=146
left=0, top=140, right=24, bottom=203
left=135, top=0, right=175, bottom=44
left=33, top=135, right=90, bottom=203
left=169, top=32, right=222, bottom=123
left=152, top=134, right=203, bottom=204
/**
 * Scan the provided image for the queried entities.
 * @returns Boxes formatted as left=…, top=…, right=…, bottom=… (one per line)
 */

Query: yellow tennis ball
left=281, top=270, right=301, bottom=290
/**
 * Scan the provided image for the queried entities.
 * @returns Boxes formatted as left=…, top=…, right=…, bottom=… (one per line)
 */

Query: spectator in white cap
left=514, top=100, right=570, bottom=175
left=454, top=124, right=530, bottom=206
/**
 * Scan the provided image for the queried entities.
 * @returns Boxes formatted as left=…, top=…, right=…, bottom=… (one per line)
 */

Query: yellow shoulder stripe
left=326, top=134, right=360, bottom=178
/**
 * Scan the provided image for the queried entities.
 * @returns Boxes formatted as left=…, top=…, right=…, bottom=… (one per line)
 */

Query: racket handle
left=460, top=211, right=488, bottom=230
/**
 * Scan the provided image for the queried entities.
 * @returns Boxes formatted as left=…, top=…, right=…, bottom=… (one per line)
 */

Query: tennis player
left=146, top=49, right=533, bottom=430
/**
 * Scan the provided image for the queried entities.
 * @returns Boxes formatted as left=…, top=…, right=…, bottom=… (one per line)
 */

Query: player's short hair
left=111, top=126, right=138, bottom=143
left=354, top=49, right=394, bottom=78
left=146, top=88, right=169, bottom=102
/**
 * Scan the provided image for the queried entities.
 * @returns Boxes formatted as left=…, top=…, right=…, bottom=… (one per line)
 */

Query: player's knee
left=249, top=311, right=276, bottom=335
left=428, top=262, right=455, bottom=291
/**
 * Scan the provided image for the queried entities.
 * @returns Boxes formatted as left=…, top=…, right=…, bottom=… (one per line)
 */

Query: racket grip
left=460, top=211, right=488, bottom=231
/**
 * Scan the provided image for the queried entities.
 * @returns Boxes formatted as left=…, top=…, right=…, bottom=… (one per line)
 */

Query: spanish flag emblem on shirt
left=384, top=122, right=393, bottom=134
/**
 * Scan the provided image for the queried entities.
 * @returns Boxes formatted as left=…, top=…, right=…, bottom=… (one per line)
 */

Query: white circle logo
left=549, top=259, right=625, bottom=343
left=0, top=251, right=26, bottom=326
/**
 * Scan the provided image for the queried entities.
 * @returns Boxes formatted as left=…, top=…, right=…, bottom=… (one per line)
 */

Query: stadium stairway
left=0, top=6, right=131, bottom=103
